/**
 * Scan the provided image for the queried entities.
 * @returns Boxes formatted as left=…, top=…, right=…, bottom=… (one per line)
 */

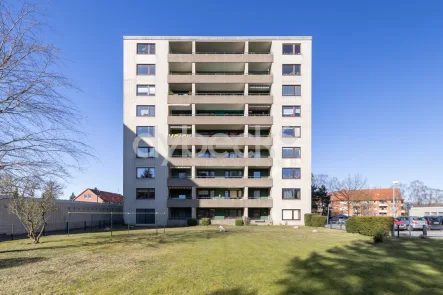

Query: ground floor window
left=282, top=209, right=301, bottom=220
left=136, top=208, right=155, bottom=224
left=224, top=209, right=243, bottom=219
left=170, top=208, right=192, bottom=220
left=197, top=208, right=215, bottom=219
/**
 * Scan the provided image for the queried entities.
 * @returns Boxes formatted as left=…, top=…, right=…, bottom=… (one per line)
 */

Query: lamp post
left=392, top=181, right=399, bottom=217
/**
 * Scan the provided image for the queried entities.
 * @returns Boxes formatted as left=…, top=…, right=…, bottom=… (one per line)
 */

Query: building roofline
left=123, top=36, right=312, bottom=41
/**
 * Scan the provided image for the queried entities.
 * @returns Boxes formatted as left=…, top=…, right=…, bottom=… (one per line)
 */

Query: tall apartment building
left=123, top=36, right=312, bottom=226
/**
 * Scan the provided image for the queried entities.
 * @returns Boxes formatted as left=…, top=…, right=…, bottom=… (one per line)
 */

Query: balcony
left=166, top=197, right=272, bottom=208
left=168, top=114, right=273, bottom=125
left=168, top=73, right=273, bottom=84
left=168, top=157, right=272, bottom=168
left=167, top=135, right=273, bottom=147
left=167, top=177, right=272, bottom=188
left=168, top=52, right=273, bottom=63
left=168, top=93, right=273, bottom=105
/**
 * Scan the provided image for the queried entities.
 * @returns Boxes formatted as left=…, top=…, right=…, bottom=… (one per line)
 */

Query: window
left=136, top=167, right=155, bottom=179
left=282, top=106, right=301, bottom=117
left=136, top=188, right=155, bottom=199
left=425, top=212, right=430, bottom=216
left=282, top=209, right=301, bottom=220
left=282, top=168, right=301, bottom=179
left=136, top=106, right=155, bottom=117
left=137, top=64, right=155, bottom=75
left=282, top=147, right=301, bottom=158
left=137, top=147, right=155, bottom=158
left=136, top=208, right=155, bottom=224
left=282, top=85, right=301, bottom=96
left=283, top=44, right=301, bottom=55
left=224, top=209, right=243, bottom=218
left=282, top=189, right=301, bottom=200
left=137, top=43, right=155, bottom=54
left=282, top=126, right=301, bottom=137
left=136, top=126, right=155, bottom=137
left=253, top=190, right=261, bottom=199
left=137, top=85, right=155, bottom=96
left=282, top=64, right=301, bottom=76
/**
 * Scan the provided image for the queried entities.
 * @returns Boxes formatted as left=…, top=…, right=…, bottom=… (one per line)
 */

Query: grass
left=1, top=226, right=443, bottom=295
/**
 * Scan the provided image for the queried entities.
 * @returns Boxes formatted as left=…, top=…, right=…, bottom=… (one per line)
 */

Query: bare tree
left=6, top=176, right=62, bottom=243
left=0, top=0, right=93, bottom=180
left=332, top=174, right=368, bottom=216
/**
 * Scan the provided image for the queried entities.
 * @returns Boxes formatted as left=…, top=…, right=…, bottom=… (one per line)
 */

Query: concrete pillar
left=244, top=124, right=249, bottom=136
left=192, top=145, right=196, bottom=158
left=244, top=63, right=249, bottom=75
left=192, top=187, right=196, bottom=199
left=245, top=166, right=249, bottom=178
left=192, top=207, right=197, bottom=218
left=192, top=41, right=196, bottom=53
left=244, top=103, right=249, bottom=116
left=244, top=41, right=248, bottom=54
left=192, top=125, right=196, bottom=136
left=244, top=145, right=249, bottom=158
left=244, top=207, right=248, bottom=218
left=244, top=83, right=248, bottom=95
left=244, top=187, right=249, bottom=199
left=192, top=103, right=196, bottom=115
left=191, top=166, right=196, bottom=178
left=192, top=63, right=195, bottom=75
left=192, top=83, right=195, bottom=94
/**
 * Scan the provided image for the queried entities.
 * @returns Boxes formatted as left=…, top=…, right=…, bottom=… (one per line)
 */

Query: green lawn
left=1, top=226, right=443, bottom=295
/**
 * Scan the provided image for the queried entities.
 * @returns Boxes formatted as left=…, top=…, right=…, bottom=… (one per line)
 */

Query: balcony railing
left=168, top=93, right=271, bottom=96
left=169, top=114, right=271, bottom=117
left=169, top=52, right=272, bottom=55
left=169, top=72, right=272, bottom=76
left=170, top=175, right=192, bottom=179
left=248, top=176, right=271, bottom=179
left=248, top=196, right=271, bottom=199
left=168, top=196, right=192, bottom=200
left=197, top=196, right=244, bottom=200
left=196, top=176, right=244, bottom=179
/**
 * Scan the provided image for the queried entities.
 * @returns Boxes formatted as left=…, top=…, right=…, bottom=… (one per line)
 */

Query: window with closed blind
left=282, top=209, right=301, bottom=220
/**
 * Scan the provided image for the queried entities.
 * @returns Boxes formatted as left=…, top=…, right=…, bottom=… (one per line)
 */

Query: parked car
left=329, top=215, right=349, bottom=224
left=400, top=216, right=428, bottom=231
left=424, top=216, right=443, bottom=230
left=394, top=218, right=406, bottom=230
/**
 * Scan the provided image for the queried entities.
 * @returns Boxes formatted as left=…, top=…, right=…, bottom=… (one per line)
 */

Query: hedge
left=345, top=216, right=394, bottom=236
left=200, top=218, right=211, bottom=226
left=235, top=218, right=244, bottom=226
left=304, top=213, right=319, bottom=226
left=311, top=216, right=327, bottom=227
left=187, top=218, right=198, bottom=226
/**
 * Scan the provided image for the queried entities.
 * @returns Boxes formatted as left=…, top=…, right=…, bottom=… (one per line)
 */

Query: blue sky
left=40, top=0, right=443, bottom=197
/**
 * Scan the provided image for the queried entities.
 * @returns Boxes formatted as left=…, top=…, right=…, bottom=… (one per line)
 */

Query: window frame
left=282, top=188, right=301, bottom=200
left=282, top=126, right=301, bottom=138
left=136, top=105, right=156, bottom=117
left=282, top=106, right=301, bottom=117
left=282, top=209, right=301, bottom=220
left=282, top=168, right=301, bottom=179
left=136, top=188, right=155, bottom=200
left=282, top=85, right=301, bottom=96
left=136, top=85, right=155, bottom=96
left=137, top=64, right=156, bottom=75
left=136, top=126, right=155, bottom=137
left=136, top=167, right=155, bottom=179
left=137, top=43, right=156, bottom=55
left=282, top=43, right=301, bottom=55
left=282, top=147, right=301, bottom=159
left=282, top=64, right=301, bottom=76
left=136, top=146, right=155, bottom=158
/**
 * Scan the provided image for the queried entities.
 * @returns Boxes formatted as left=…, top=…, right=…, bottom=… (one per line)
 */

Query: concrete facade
left=123, top=36, right=312, bottom=226
left=410, top=207, right=443, bottom=217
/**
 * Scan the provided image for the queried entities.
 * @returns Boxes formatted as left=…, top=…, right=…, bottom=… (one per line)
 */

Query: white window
left=282, top=126, right=301, bottom=138
left=137, top=85, right=155, bottom=96
left=282, top=209, right=301, bottom=220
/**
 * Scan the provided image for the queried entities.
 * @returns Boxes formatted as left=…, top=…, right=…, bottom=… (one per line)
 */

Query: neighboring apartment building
left=74, top=188, right=124, bottom=205
left=330, top=188, right=404, bottom=217
left=123, top=36, right=312, bottom=226
left=410, top=205, right=443, bottom=217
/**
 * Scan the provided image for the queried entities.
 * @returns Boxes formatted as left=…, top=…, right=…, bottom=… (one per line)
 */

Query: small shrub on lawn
left=373, top=229, right=388, bottom=243
left=187, top=218, right=198, bottom=226
left=311, top=216, right=327, bottom=227
left=235, top=218, right=244, bottom=226
left=200, top=218, right=211, bottom=226
left=304, top=213, right=318, bottom=226
left=346, top=216, right=394, bottom=236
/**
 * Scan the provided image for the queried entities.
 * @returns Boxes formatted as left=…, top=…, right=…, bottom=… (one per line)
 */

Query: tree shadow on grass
left=0, top=257, right=46, bottom=269
left=278, top=238, right=443, bottom=295
left=0, top=227, right=245, bottom=254
left=206, top=287, right=258, bottom=295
